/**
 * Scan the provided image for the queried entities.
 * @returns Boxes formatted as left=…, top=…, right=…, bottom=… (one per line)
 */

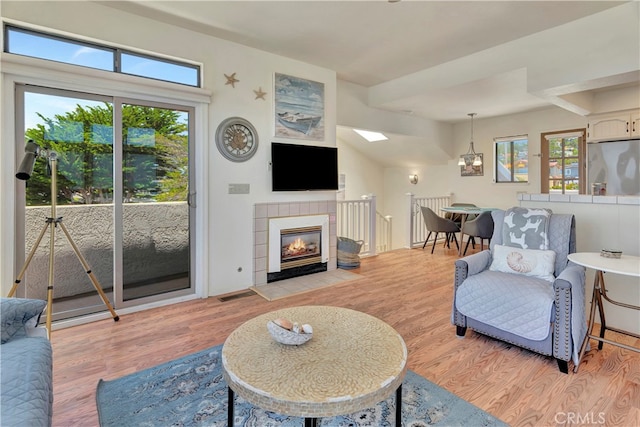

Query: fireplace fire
left=281, top=227, right=321, bottom=269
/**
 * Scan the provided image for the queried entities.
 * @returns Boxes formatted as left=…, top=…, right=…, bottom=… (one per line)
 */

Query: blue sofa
left=0, top=298, right=53, bottom=426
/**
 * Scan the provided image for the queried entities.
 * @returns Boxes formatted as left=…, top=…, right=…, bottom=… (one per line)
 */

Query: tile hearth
left=250, top=269, right=360, bottom=301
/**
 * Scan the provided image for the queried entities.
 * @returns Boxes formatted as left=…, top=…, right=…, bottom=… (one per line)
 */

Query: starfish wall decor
left=224, top=72, right=239, bottom=88
left=253, top=87, right=267, bottom=100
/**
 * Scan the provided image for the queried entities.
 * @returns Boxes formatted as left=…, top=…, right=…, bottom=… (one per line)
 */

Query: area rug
left=96, top=344, right=507, bottom=427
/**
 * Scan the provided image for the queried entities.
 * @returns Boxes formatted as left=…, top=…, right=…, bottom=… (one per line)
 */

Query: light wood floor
left=51, top=246, right=640, bottom=427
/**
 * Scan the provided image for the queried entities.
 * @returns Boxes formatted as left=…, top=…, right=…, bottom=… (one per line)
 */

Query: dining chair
left=420, top=206, right=460, bottom=254
left=461, top=210, right=494, bottom=255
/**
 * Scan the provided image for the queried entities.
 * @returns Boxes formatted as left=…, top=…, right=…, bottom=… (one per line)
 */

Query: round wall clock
left=215, top=117, right=259, bottom=162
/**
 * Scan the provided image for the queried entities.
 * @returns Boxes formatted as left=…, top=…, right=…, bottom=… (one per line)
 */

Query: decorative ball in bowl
left=267, top=318, right=313, bottom=345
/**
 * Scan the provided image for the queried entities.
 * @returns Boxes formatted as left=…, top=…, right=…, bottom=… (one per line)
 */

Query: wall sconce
left=409, top=174, right=418, bottom=184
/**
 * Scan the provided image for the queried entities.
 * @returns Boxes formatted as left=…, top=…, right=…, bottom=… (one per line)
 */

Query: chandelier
left=457, top=113, right=482, bottom=166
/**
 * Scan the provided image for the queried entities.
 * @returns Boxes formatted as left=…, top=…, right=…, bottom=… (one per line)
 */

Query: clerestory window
left=4, top=25, right=200, bottom=87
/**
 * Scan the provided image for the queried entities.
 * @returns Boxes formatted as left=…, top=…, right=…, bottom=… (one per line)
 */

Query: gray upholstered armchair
left=452, top=209, right=587, bottom=373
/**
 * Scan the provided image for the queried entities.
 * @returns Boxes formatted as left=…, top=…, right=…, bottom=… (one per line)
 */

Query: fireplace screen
left=280, top=226, right=322, bottom=269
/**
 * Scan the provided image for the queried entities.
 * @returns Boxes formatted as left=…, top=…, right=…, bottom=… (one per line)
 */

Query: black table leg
left=396, top=383, right=402, bottom=427
left=229, top=387, right=399, bottom=427
left=596, top=271, right=607, bottom=350
left=228, top=387, right=234, bottom=427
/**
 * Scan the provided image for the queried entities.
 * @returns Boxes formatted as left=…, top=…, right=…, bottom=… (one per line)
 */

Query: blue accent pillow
left=0, top=298, right=46, bottom=344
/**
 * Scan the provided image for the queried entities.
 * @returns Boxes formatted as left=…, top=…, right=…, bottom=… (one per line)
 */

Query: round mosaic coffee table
left=222, top=305, right=407, bottom=427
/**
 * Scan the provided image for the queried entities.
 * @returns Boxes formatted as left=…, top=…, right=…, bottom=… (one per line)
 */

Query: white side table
left=568, top=252, right=640, bottom=372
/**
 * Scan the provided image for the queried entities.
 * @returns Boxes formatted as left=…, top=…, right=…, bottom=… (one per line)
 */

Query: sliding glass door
left=117, top=100, right=192, bottom=302
left=16, top=85, right=195, bottom=320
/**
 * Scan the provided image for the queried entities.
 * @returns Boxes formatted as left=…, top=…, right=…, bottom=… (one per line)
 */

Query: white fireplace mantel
left=253, top=200, right=337, bottom=287
left=268, top=214, right=330, bottom=273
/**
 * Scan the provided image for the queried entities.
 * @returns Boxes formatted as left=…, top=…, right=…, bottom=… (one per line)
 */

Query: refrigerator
left=587, top=139, right=640, bottom=196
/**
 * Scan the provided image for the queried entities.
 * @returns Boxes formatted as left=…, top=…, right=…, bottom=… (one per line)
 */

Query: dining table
left=439, top=206, right=498, bottom=256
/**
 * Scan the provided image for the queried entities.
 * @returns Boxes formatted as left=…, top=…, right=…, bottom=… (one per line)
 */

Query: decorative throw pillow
left=489, top=244, right=556, bottom=282
left=502, top=207, right=551, bottom=250
left=0, top=298, right=47, bottom=344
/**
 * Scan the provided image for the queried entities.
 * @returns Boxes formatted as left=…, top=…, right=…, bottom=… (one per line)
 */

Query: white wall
left=448, top=107, right=589, bottom=207
left=337, top=80, right=452, bottom=155
left=590, top=85, right=640, bottom=114
left=0, top=1, right=337, bottom=297
left=522, top=198, right=640, bottom=335
left=336, top=136, right=385, bottom=208
left=336, top=105, right=596, bottom=250
left=371, top=107, right=590, bottom=250
left=337, top=129, right=455, bottom=250
left=383, top=166, right=451, bottom=249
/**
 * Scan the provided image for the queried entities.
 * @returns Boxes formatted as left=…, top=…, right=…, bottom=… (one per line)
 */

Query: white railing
left=407, top=194, right=452, bottom=248
left=337, top=195, right=392, bottom=257
left=376, top=212, right=392, bottom=253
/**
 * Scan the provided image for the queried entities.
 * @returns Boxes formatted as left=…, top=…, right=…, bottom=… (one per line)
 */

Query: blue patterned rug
left=96, top=344, right=506, bottom=426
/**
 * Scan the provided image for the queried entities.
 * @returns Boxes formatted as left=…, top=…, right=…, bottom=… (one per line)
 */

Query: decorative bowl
left=267, top=320, right=312, bottom=345
left=601, top=249, right=622, bottom=259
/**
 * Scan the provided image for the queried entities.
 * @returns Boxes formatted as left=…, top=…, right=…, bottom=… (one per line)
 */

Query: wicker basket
left=337, top=237, right=364, bottom=254
left=267, top=321, right=313, bottom=345
left=337, top=250, right=360, bottom=262
left=337, top=238, right=363, bottom=269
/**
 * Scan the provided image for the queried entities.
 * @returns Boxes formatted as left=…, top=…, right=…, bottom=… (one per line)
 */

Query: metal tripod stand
left=8, top=150, right=119, bottom=338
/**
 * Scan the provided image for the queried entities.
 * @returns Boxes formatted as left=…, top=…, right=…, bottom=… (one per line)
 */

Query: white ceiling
left=103, top=1, right=636, bottom=166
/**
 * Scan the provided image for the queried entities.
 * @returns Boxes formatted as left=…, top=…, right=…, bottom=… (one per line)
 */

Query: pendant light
left=458, top=113, right=482, bottom=166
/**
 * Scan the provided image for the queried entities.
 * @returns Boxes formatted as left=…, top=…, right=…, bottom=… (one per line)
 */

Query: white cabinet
left=587, top=110, right=640, bottom=142
left=632, top=112, right=640, bottom=139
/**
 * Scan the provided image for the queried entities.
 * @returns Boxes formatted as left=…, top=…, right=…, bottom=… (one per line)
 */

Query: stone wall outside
left=22, top=202, right=188, bottom=299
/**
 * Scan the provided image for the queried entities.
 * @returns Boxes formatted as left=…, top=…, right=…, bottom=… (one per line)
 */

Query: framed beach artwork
left=460, top=154, right=484, bottom=177
left=274, top=73, right=324, bottom=141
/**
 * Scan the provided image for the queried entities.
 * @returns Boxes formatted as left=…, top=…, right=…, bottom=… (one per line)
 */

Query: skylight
left=353, top=129, right=388, bottom=142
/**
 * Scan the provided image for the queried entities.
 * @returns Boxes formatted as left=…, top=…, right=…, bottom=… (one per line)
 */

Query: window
left=4, top=25, right=200, bottom=87
left=494, top=135, right=528, bottom=183
left=120, top=52, right=199, bottom=86
left=541, top=129, right=586, bottom=194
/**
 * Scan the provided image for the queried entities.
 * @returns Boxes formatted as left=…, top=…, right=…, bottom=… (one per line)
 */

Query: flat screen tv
left=271, top=142, right=338, bottom=191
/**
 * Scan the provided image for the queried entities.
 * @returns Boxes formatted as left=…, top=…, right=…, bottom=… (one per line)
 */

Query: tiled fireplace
left=254, top=200, right=337, bottom=286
